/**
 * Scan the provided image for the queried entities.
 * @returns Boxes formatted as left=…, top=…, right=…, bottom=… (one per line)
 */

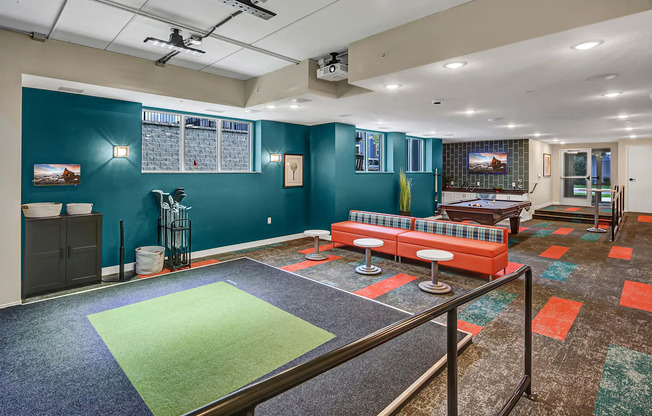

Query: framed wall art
left=543, top=153, right=551, bottom=177
left=283, top=154, right=304, bottom=188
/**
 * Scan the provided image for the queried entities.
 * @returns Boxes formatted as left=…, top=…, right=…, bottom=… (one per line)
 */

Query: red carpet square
left=620, top=281, right=652, bottom=312
left=457, top=320, right=483, bottom=337
left=138, top=259, right=220, bottom=278
left=638, top=215, right=652, bottom=223
left=540, top=246, right=570, bottom=259
left=553, top=227, right=574, bottom=236
left=608, top=246, right=633, bottom=260
left=495, top=262, right=524, bottom=278
left=281, top=255, right=341, bottom=272
left=565, top=207, right=581, bottom=212
left=353, top=273, right=419, bottom=299
left=532, top=297, right=583, bottom=341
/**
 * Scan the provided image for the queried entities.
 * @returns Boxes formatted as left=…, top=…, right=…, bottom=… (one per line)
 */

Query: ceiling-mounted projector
left=317, top=52, right=348, bottom=81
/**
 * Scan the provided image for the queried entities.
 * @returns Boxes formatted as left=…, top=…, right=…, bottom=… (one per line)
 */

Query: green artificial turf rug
left=88, top=281, right=335, bottom=416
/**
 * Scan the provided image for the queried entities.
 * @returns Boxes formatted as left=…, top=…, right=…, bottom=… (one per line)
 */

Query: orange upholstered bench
left=397, top=219, right=508, bottom=279
left=331, top=210, right=414, bottom=257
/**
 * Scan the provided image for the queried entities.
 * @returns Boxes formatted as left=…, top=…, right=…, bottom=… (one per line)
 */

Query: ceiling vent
left=290, top=98, right=312, bottom=103
left=219, top=0, right=276, bottom=20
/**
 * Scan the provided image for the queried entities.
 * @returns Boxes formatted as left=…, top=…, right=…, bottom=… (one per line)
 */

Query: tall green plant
left=399, top=169, right=413, bottom=212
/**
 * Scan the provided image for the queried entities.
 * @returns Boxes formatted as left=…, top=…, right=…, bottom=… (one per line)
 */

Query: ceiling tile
left=139, top=0, right=235, bottom=32
left=253, top=0, right=471, bottom=60
left=0, top=0, right=65, bottom=34
left=50, top=0, right=134, bottom=49
left=207, top=48, right=291, bottom=78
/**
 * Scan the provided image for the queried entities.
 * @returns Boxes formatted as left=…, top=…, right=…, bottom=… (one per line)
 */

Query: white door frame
left=559, top=148, right=592, bottom=206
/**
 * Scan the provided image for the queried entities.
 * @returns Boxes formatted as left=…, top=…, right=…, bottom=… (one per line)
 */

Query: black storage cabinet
left=23, top=213, right=102, bottom=298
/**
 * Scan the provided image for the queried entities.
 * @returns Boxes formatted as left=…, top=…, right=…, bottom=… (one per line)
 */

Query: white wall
left=528, top=139, right=553, bottom=208
left=0, top=29, right=246, bottom=308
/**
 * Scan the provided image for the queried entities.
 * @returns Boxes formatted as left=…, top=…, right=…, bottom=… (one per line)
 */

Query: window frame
left=406, top=137, right=426, bottom=172
left=355, top=130, right=385, bottom=173
left=141, top=110, right=253, bottom=174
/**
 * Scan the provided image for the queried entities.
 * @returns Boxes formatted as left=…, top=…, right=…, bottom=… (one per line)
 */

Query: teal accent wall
left=22, top=88, right=310, bottom=268
left=309, top=124, right=442, bottom=228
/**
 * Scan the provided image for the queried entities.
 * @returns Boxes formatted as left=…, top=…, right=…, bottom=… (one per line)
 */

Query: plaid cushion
left=349, top=211, right=412, bottom=230
left=414, top=219, right=505, bottom=244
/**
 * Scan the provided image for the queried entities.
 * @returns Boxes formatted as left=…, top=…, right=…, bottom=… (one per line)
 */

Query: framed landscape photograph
left=468, top=152, right=508, bottom=174
left=543, top=153, right=551, bottom=177
left=283, top=154, right=304, bottom=188
left=34, top=164, right=81, bottom=186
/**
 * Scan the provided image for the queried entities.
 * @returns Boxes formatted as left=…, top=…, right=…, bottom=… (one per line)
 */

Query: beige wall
left=618, top=137, right=652, bottom=211
left=550, top=142, right=619, bottom=204
left=0, top=29, right=248, bottom=307
left=528, top=139, right=554, bottom=208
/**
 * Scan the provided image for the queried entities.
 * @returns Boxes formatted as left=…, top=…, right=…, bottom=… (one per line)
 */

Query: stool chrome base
left=305, top=252, right=328, bottom=261
left=356, top=265, right=381, bottom=275
left=419, top=281, right=451, bottom=294
left=586, top=227, right=607, bottom=233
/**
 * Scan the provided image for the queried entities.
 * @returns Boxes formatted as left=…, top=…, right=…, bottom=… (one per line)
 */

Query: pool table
left=439, top=198, right=532, bottom=234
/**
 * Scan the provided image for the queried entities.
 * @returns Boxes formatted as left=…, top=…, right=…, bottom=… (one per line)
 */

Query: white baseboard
left=0, top=300, right=22, bottom=309
left=101, top=232, right=306, bottom=277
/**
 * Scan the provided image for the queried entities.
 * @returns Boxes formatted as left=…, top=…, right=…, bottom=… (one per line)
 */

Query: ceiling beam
left=47, top=0, right=70, bottom=39
left=89, top=0, right=301, bottom=64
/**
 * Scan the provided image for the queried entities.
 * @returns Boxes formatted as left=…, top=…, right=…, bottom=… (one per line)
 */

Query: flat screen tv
left=34, top=164, right=81, bottom=186
left=468, top=152, right=507, bottom=174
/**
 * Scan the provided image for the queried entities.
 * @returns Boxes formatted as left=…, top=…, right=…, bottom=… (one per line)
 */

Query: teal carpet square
left=541, top=206, right=558, bottom=211
left=508, top=238, right=520, bottom=248
left=532, top=230, right=553, bottom=238
left=601, top=208, right=612, bottom=213
left=580, top=233, right=602, bottom=242
left=594, top=344, right=652, bottom=415
left=458, top=290, right=518, bottom=327
left=535, top=221, right=554, bottom=227
left=541, top=261, right=577, bottom=282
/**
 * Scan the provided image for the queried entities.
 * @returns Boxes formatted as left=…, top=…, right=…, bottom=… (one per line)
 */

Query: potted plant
left=399, top=169, right=413, bottom=216
left=444, top=176, right=453, bottom=190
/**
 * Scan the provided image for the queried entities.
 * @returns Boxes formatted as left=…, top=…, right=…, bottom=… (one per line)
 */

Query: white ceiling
left=7, top=2, right=652, bottom=144
left=0, top=0, right=471, bottom=79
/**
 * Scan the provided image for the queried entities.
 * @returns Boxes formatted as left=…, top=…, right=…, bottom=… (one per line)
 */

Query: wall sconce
left=113, top=146, right=129, bottom=158
left=270, top=153, right=281, bottom=162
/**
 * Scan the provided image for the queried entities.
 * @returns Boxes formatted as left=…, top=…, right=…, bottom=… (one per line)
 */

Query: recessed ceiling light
left=560, top=142, right=566, bottom=145
left=464, top=109, right=476, bottom=115
left=617, top=114, right=629, bottom=119
left=602, top=92, right=622, bottom=98
left=534, top=132, right=541, bottom=137
left=289, top=104, right=300, bottom=109
left=265, top=105, right=277, bottom=109
left=384, top=84, right=401, bottom=90
left=507, top=123, right=516, bottom=129
left=290, top=98, right=311, bottom=103
left=429, top=131, right=437, bottom=135
left=444, top=61, right=466, bottom=69
left=571, top=40, right=603, bottom=50
left=377, top=121, right=385, bottom=124
left=585, top=73, right=618, bottom=82
left=630, top=135, right=637, bottom=139
left=553, top=139, right=559, bottom=142
left=625, top=126, right=633, bottom=131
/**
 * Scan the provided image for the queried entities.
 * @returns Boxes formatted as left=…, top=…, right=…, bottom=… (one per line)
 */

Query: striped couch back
left=414, top=219, right=505, bottom=244
left=349, top=211, right=413, bottom=230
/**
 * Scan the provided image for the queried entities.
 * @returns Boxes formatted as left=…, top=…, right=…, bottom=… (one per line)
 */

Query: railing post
left=524, top=268, right=533, bottom=398
left=447, top=308, right=458, bottom=416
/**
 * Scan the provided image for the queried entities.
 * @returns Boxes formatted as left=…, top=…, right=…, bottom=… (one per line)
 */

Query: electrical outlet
left=512, top=182, right=516, bottom=187
left=476, top=181, right=480, bottom=186
left=267, top=217, right=272, bottom=224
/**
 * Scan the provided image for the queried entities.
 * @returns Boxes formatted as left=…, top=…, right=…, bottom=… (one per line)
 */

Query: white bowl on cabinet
left=21, top=203, right=63, bottom=218
left=66, top=203, right=93, bottom=215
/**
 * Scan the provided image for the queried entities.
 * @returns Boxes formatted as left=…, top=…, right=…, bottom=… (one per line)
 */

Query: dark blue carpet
left=1, top=258, right=466, bottom=415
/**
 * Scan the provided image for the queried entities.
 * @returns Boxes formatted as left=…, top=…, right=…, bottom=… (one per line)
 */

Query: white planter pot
left=22, top=203, right=63, bottom=218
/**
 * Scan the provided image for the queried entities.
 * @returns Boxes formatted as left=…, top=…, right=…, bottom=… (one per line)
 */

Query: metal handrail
left=611, top=185, right=625, bottom=241
left=186, top=265, right=533, bottom=416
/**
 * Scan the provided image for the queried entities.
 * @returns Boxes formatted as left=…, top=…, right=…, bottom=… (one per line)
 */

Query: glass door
left=560, top=148, right=592, bottom=206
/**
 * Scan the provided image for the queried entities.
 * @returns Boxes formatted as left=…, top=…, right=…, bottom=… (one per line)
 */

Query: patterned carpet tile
left=552, top=227, right=574, bottom=236
left=353, top=273, right=419, bottom=299
left=541, top=261, right=577, bottom=282
left=608, top=246, right=633, bottom=260
left=532, top=296, right=582, bottom=341
left=593, top=344, right=652, bottom=416
left=580, top=233, right=602, bottom=242
left=532, top=230, right=553, bottom=238
left=280, top=255, right=341, bottom=272
left=457, top=290, right=517, bottom=327
left=619, top=281, right=652, bottom=313
left=539, top=245, right=570, bottom=259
